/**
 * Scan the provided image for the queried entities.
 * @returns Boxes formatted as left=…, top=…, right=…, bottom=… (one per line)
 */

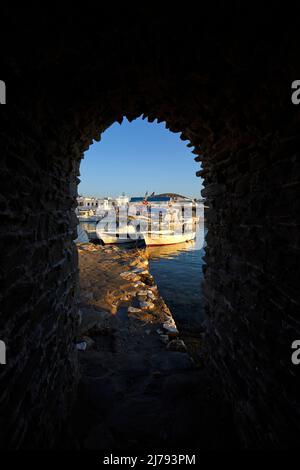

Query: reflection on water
left=146, top=238, right=197, bottom=259
left=145, top=223, right=206, bottom=333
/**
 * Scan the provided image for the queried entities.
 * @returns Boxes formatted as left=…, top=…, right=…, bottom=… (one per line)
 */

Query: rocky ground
left=70, top=243, right=240, bottom=451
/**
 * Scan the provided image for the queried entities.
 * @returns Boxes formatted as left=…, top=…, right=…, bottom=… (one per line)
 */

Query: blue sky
left=78, top=117, right=203, bottom=198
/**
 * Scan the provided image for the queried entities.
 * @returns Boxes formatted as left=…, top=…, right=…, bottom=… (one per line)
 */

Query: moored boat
left=142, top=229, right=196, bottom=246
left=96, top=224, right=137, bottom=244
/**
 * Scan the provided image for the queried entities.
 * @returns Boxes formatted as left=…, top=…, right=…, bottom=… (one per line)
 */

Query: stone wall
left=0, top=4, right=299, bottom=448
left=201, top=135, right=300, bottom=447
left=0, top=109, right=80, bottom=448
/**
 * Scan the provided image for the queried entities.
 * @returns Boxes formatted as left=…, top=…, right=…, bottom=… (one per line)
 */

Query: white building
left=115, top=193, right=130, bottom=206
left=76, top=194, right=130, bottom=220
left=77, top=196, right=104, bottom=209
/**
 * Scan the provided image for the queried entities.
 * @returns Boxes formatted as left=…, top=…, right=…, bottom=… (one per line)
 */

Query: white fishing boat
left=96, top=224, right=137, bottom=244
left=142, top=229, right=196, bottom=246
left=96, top=195, right=198, bottom=245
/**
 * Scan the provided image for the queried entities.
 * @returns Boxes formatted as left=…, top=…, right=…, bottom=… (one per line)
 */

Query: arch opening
left=76, top=115, right=206, bottom=354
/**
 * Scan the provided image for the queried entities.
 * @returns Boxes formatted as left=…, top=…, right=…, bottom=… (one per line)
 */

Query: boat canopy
left=130, top=196, right=170, bottom=202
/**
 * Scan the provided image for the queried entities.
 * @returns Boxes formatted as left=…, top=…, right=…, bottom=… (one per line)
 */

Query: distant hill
left=155, top=193, right=193, bottom=200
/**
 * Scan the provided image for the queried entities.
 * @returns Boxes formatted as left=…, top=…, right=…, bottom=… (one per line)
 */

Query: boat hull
left=98, top=233, right=136, bottom=244
left=97, top=224, right=137, bottom=244
left=143, top=231, right=196, bottom=246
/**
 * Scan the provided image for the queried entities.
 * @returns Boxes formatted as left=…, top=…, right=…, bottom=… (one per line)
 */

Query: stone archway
left=0, top=4, right=299, bottom=449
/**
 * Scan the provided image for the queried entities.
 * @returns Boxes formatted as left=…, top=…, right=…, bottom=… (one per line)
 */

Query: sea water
left=145, top=223, right=206, bottom=333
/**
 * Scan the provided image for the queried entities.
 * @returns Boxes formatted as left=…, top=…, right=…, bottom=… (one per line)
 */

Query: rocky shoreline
left=70, top=243, right=239, bottom=450
left=77, top=243, right=190, bottom=358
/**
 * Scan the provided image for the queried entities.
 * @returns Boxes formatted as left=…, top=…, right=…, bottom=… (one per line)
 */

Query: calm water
left=79, top=221, right=206, bottom=333
left=145, top=224, right=206, bottom=333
